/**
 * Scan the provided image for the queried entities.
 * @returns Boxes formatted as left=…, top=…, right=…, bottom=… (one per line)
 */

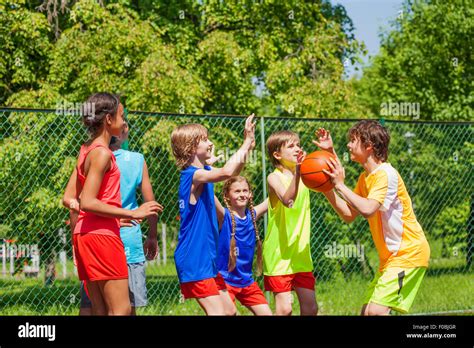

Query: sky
left=331, top=0, right=405, bottom=78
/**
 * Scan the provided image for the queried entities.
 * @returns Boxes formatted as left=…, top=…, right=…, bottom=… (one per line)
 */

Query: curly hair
left=348, top=120, right=390, bottom=162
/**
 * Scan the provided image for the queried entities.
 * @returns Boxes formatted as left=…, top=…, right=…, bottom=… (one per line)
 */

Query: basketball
left=300, top=151, right=335, bottom=192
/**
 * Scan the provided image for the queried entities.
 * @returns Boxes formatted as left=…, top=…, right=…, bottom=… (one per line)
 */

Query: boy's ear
left=272, top=151, right=281, bottom=161
left=365, top=142, right=374, bottom=155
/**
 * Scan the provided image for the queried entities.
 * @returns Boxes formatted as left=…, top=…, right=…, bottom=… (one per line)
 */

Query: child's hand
left=313, top=128, right=334, bottom=152
left=323, top=157, right=345, bottom=187
left=132, top=201, right=163, bottom=219
left=244, top=113, right=256, bottom=149
left=205, top=145, right=224, bottom=166
left=296, top=150, right=306, bottom=166
left=69, top=198, right=80, bottom=213
left=144, top=236, right=158, bottom=260
left=120, top=218, right=142, bottom=227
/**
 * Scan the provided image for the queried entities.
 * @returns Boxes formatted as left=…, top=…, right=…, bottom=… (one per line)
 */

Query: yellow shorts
left=363, top=267, right=426, bottom=313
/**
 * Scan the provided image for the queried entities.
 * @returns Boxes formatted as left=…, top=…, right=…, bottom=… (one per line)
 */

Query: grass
left=2, top=239, right=472, bottom=315
left=1, top=270, right=472, bottom=316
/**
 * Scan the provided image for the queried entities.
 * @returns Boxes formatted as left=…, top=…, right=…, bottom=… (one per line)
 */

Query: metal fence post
left=259, top=116, right=268, bottom=236
left=259, top=116, right=272, bottom=304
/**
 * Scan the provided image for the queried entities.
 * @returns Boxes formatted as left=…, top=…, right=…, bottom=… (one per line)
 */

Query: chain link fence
left=1, top=108, right=473, bottom=315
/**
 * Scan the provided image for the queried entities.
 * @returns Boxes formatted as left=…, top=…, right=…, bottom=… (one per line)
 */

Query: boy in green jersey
left=263, top=130, right=319, bottom=316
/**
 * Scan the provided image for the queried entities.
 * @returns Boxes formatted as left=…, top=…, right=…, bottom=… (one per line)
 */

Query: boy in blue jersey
left=170, top=115, right=256, bottom=315
left=79, top=122, right=163, bottom=315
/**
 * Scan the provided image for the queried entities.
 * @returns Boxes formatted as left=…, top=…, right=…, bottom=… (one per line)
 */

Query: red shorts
left=264, top=272, right=315, bottom=293
left=73, top=233, right=128, bottom=281
left=180, top=274, right=225, bottom=299
left=225, top=281, right=268, bottom=307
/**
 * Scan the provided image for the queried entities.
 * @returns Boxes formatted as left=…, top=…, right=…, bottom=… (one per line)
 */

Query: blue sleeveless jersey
left=174, top=165, right=219, bottom=283
left=113, top=149, right=145, bottom=264
left=217, top=208, right=256, bottom=288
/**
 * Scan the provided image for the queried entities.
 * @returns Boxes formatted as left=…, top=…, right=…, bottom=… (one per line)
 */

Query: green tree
left=355, top=0, right=473, bottom=121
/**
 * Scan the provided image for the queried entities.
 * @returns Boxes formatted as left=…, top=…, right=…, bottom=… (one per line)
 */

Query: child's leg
left=294, top=287, right=318, bottom=316
left=99, top=279, right=131, bottom=315
left=86, top=281, right=107, bottom=315
left=362, top=302, right=390, bottom=316
left=79, top=281, right=92, bottom=316
left=248, top=304, right=272, bottom=316
left=274, top=291, right=293, bottom=315
left=196, top=295, right=226, bottom=315
left=219, top=290, right=237, bottom=316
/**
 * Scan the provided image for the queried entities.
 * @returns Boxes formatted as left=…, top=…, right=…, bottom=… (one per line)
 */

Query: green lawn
left=1, top=270, right=472, bottom=316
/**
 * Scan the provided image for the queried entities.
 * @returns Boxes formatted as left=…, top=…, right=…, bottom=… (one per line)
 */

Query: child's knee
left=301, top=301, right=318, bottom=316
left=365, top=304, right=389, bottom=316
left=277, top=307, right=292, bottom=316
left=224, top=306, right=237, bottom=316
left=108, top=304, right=131, bottom=316
left=276, top=302, right=293, bottom=316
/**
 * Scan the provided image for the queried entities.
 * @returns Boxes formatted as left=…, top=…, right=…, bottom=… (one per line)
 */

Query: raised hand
left=313, top=128, right=334, bottom=152
left=244, top=113, right=256, bottom=149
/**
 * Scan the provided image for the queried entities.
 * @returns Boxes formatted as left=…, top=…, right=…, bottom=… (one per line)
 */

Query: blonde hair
left=171, top=124, right=208, bottom=169
left=222, top=176, right=263, bottom=276
left=266, top=130, right=300, bottom=167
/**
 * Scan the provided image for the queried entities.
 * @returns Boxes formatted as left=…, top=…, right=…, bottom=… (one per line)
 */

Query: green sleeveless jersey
left=263, top=168, right=313, bottom=276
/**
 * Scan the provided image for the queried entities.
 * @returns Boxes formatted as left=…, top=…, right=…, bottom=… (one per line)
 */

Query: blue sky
left=331, top=0, right=405, bottom=78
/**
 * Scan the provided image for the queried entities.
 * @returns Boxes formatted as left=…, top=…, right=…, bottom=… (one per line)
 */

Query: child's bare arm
left=62, top=167, right=81, bottom=212
left=80, top=148, right=160, bottom=219
left=267, top=151, right=304, bottom=208
left=254, top=198, right=268, bottom=219
left=323, top=190, right=359, bottom=223
left=214, top=195, right=225, bottom=228
left=193, top=114, right=256, bottom=184
left=141, top=161, right=160, bottom=260
left=324, top=157, right=381, bottom=218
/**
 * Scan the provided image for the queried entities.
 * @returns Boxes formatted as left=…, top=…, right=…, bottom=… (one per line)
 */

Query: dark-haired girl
left=62, top=92, right=160, bottom=315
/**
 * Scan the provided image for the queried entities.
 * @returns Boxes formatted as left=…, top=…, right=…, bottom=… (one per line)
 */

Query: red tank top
left=73, top=143, right=121, bottom=237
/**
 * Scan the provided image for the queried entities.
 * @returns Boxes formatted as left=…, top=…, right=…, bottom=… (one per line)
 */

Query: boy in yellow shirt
left=264, top=130, right=318, bottom=316
left=317, top=120, right=430, bottom=315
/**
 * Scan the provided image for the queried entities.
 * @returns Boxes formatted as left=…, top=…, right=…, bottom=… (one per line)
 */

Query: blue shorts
left=80, top=262, right=148, bottom=308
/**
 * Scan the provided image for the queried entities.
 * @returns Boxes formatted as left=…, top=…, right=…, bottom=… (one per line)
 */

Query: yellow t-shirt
left=354, top=163, right=430, bottom=271
left=263, top=168, right=313, bottom=276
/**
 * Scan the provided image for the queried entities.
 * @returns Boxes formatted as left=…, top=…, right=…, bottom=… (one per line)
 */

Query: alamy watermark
left=55, top=101, right=96, bottom=118
left=1, top=243, right=39, bottom=259
left=324, top=242, right=365, bottom=261
left=380, top=102, right=420, bottom=119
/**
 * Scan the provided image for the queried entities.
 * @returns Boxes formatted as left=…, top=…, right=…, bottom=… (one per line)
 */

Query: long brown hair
left=222, top=176, right=263, bottom=276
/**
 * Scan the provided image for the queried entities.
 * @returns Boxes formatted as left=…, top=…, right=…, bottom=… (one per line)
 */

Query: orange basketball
left=300, top=151, right=335, bottom=192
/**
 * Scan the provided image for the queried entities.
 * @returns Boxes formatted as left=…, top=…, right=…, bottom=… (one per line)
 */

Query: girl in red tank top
left=62, top=93, right=161, bottom=316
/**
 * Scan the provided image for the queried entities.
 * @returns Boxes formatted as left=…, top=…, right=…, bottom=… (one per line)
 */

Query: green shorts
left=363, top=267, right=426, bottom=314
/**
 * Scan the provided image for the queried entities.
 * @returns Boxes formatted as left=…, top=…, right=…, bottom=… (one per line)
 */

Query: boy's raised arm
left=193, top=114, right=256, bottom=184
left=268, top=151, right=304, bottom=208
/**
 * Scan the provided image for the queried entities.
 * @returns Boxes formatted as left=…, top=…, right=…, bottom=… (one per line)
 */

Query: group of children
left=63, top=92, right=430, bottom=316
